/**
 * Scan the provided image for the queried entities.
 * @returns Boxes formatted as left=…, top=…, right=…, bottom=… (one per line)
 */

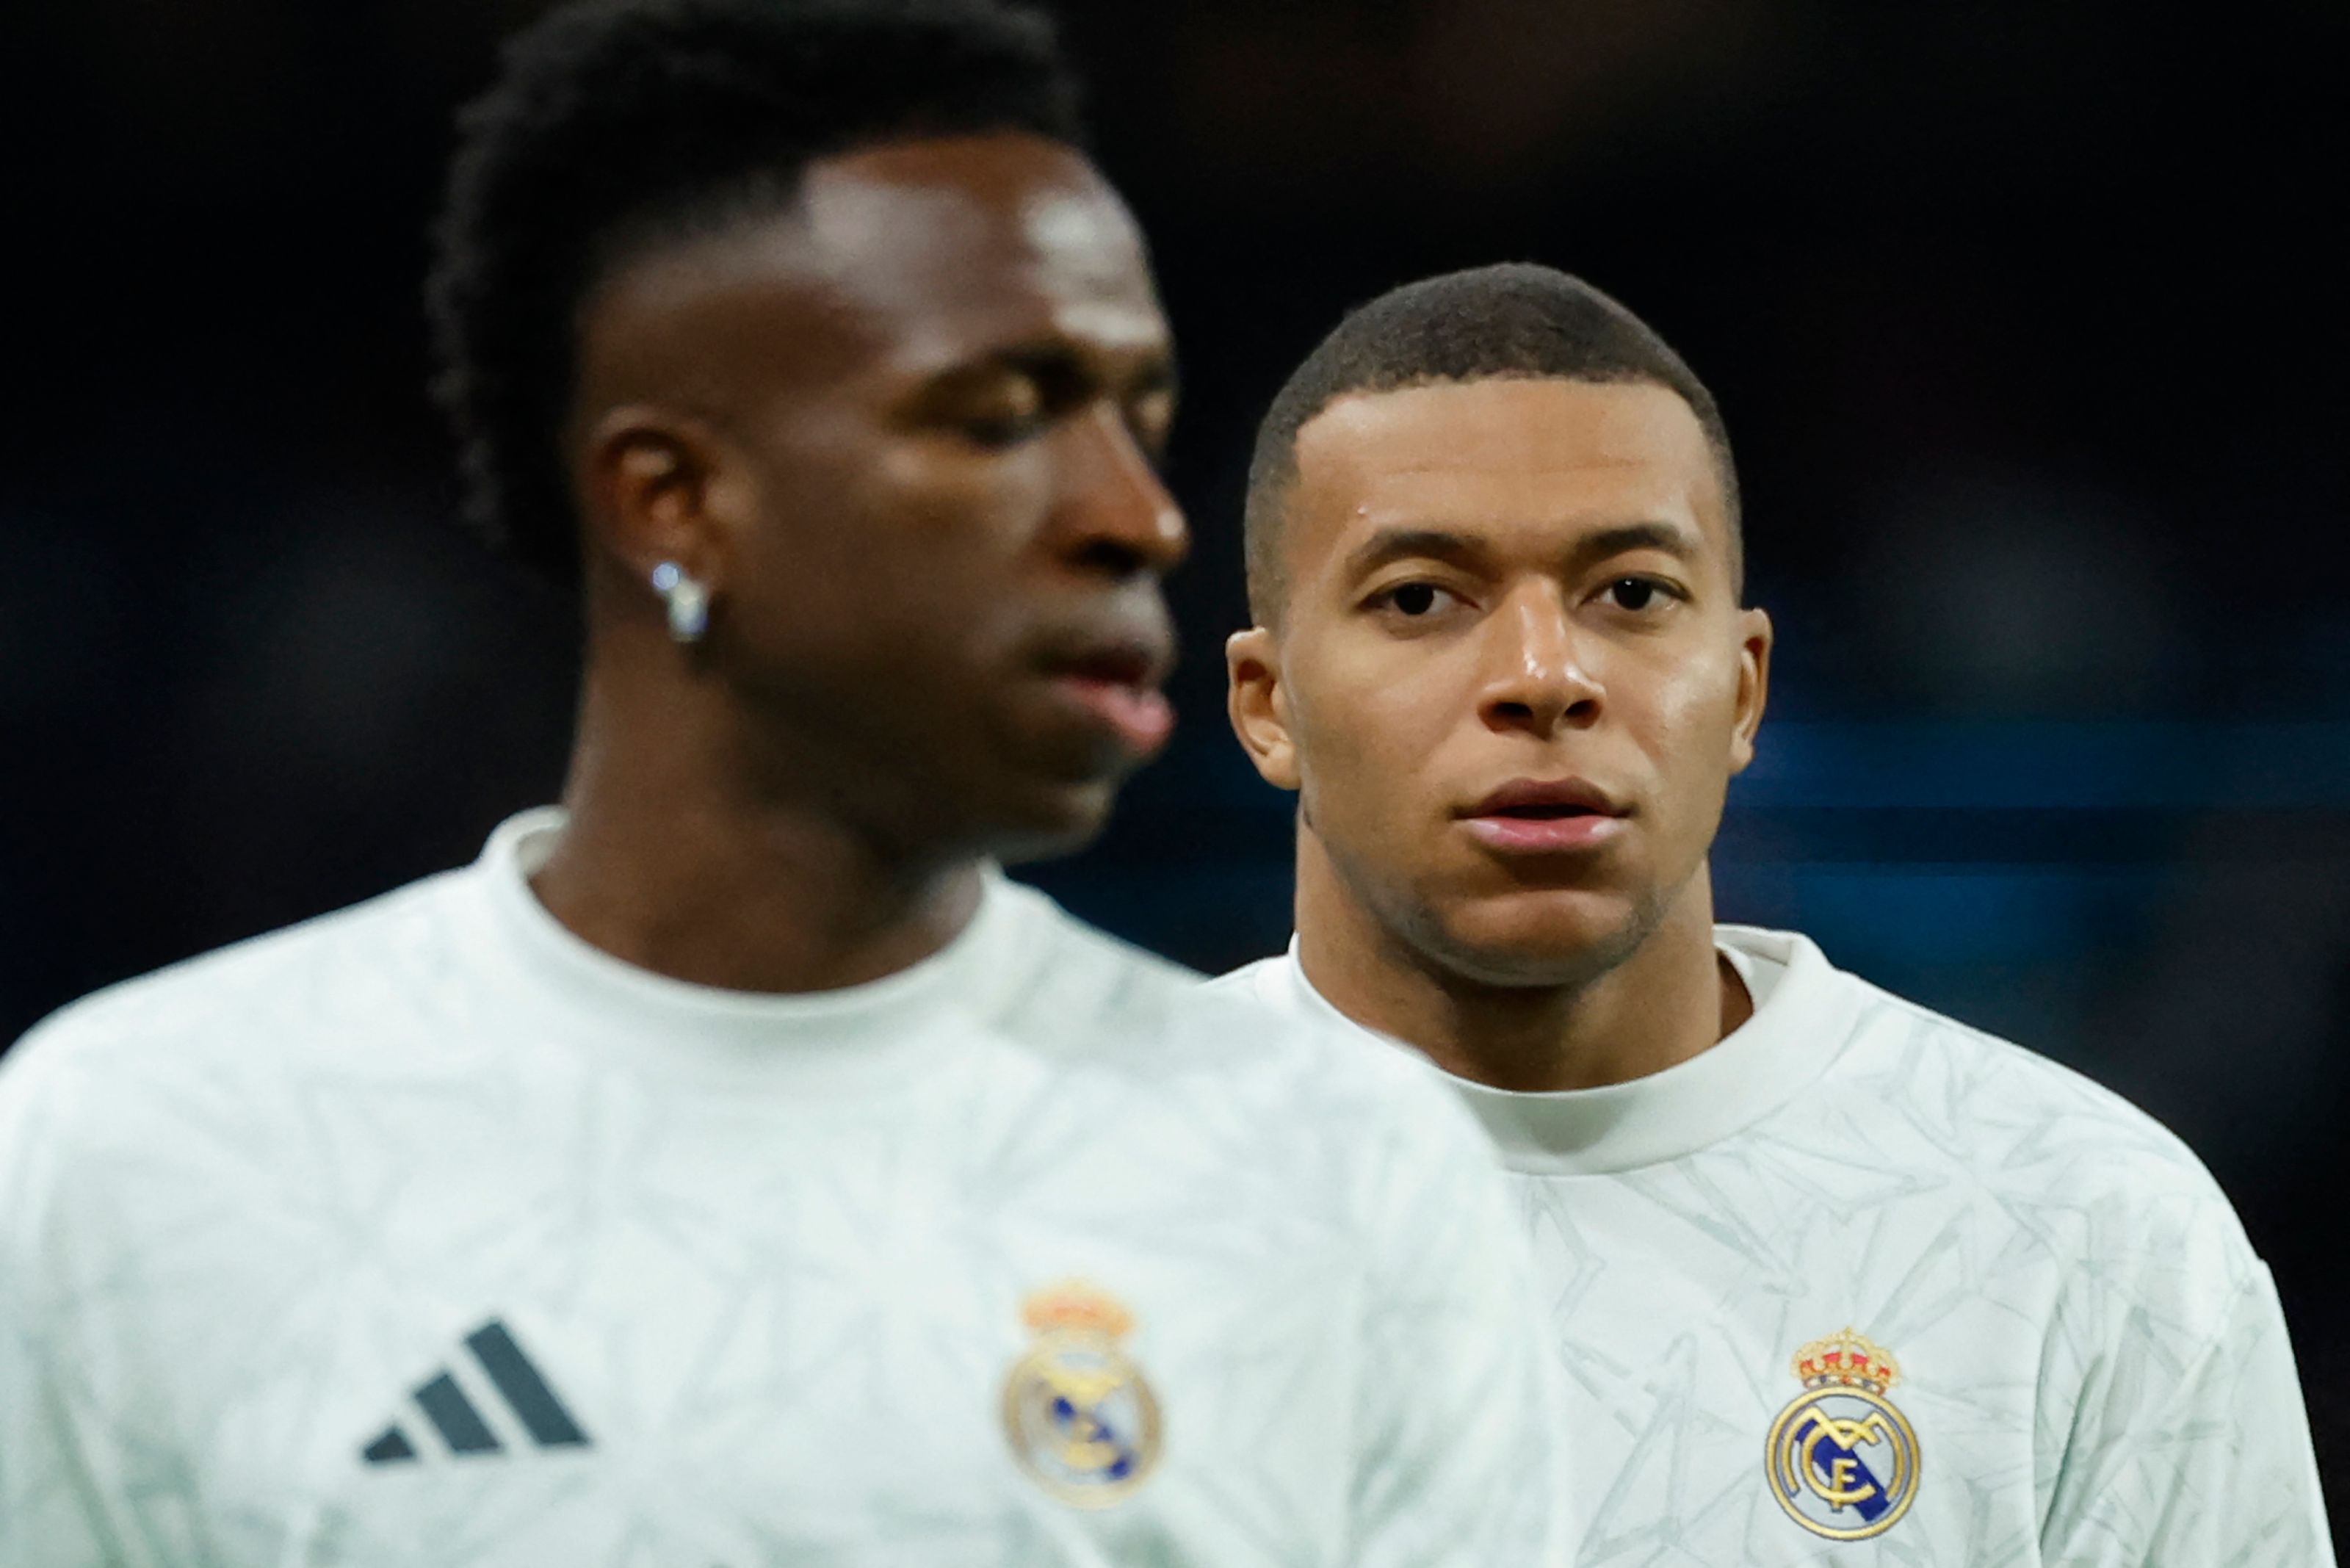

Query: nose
left=1478, top=581, right=1602, bottom=738
left=1048, top=403, right=1189, bottom=579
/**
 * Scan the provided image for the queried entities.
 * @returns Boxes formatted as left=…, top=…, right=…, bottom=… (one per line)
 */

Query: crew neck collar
left=456, top=807, right=1031, bottom=1088
left=1273, top=925, right=1858, bottom=1174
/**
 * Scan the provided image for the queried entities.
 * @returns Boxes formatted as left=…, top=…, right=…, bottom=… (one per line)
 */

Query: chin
left=981, top=773, right=1122, bottom=867
left=953, top=712, right=1145, bottom=865
left=1415, top=883, right=1657, bottom=989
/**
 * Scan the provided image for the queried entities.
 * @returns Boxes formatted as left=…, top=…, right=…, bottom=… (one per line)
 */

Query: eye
left=964, top=408, right=1048, bottom=449
left=954, top=375, right=1049, bottom=449
left=1126, top=388, right=1177, bottom=469
left=1375, top=582, right=1459, bottom=618
left=1601, top=577, right=1674, bottom=613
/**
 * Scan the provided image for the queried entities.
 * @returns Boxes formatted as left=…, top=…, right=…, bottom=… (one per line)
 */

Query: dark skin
left=1228, top=378, right=1771, bottom=1091
left=532, top=133, right=1185, bottom=994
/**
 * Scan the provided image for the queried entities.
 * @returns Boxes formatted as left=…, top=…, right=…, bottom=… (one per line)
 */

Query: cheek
left=868, top=441, right=1052, bottom=554
left=1620, top=644, right=1749, bottom=798
left=877, top=447, right=1057, bottom=654
left=1287, top=640, right=1463, bottom=819
left=759, top=439, right=1048, bottom=662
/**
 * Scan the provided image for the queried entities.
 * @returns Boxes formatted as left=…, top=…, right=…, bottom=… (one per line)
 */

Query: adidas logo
left=361, top=1318, right=590, bottom=1464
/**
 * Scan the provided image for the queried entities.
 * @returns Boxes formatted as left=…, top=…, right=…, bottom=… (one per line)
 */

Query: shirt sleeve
left=2039, top=1262, right=2335, bottom=1567
left=1345, top=1077, right=1570, bottom=1568
left=0, top=1316, right=131, bottom=1568
left=0, top=1021, right=203, bottom=1568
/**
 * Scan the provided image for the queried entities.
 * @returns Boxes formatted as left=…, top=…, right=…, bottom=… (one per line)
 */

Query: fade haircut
left=427, top=0, right=1085, bottom=585
left=1243, top=263, right=1741, bottom=624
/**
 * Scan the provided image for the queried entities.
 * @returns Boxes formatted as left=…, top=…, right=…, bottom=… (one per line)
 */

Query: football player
left=0, top=12, right=1563, bottom=1564
left=1214, top=261, right=2331, bottom=1564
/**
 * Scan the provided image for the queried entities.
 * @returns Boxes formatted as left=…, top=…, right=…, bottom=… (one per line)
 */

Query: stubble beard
left=1359, top=839, right=1701, bottom=996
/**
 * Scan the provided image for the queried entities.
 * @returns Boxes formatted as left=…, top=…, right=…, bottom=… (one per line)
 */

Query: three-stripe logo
left=361, top=1319, right=590, bottom=1464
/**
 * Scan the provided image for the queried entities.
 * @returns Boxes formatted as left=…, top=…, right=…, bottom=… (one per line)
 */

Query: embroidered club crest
left=1002, top=1279, right=1163, bottom=1508
left=1765, top=1329, right=1921, bottom=1541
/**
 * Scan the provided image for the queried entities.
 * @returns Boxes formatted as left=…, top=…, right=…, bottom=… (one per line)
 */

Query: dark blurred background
left=4, top=0, right=2343, bottom=1519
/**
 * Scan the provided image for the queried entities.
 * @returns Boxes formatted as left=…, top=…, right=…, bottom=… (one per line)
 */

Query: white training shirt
left=1210, top=927, right=2335, bottom=1567
left=0, top=809, right=1564, bottom=1567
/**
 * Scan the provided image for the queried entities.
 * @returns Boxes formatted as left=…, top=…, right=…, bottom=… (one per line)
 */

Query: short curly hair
left=1245, top=263, right=1741, bottom=624
left=426, top=0, right=1085, bottom=585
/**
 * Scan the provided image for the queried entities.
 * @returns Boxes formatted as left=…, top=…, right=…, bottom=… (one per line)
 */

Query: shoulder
left=1849, top=975, right=2226, bottom=1193
left=1, top=867, right=475, bottom=1124
left=1805, top=955, right=2263, bottom=1321
left=0, top=867, right=488, bottom=1342
left=1191, top=950, right=1461, bottom=1127
left=994, top=892, right=1480, bottom=1149
left=1197, top=953, right=1290, bottom=1008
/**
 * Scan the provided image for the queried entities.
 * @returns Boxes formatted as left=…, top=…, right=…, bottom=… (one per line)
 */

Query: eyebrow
left=1569, top=520, right=1704, bottom=565
left=1339, top=527, right=1489, bottom=582
left=1339, top=519, right=1702, bottom=582
left=976, top=336, right=1179, bottom=400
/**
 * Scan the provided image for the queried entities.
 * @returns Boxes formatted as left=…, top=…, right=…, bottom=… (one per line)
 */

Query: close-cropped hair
left=1244, top=262, right=1741, bottom=624
left=427, top=0, right=1085, bottom=585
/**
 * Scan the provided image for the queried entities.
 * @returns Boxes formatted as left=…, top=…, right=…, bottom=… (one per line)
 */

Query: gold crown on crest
left=1021, top=1279, right=1135, bottom=1341
left=1793, top=1329, right=1899, bottom=1395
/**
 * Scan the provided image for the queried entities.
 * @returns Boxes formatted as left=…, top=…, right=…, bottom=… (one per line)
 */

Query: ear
left=1727, top=605, right=1774, bottom=775
left=1226, top=625, right=1301, bottom=792
left=579, top=403, right=748, bottom=593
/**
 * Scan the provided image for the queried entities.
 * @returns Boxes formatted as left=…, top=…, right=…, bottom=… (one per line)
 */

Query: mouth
left=1037, top=641, right=1176, bottom=760
left=1456, top=777, right=1630, bottom=855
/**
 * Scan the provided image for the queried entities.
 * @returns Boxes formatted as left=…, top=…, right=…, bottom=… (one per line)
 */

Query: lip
left=1035, top=635, right=1176, bottom=760
left=1457, top=776, right=1629, bottom=856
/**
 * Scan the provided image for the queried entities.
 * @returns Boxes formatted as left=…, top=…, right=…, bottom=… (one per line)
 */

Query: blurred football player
left=0, top=8, right=1563, bottom=1564
left=1212, top=261, right=2332, bottom=1565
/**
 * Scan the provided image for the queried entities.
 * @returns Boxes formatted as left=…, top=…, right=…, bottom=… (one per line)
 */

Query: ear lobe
left=1728, top=605, right=1774, bottom=776
left=582, top=405, right=731, bottom=587
left=1226, top=626, right=1301, bottom=792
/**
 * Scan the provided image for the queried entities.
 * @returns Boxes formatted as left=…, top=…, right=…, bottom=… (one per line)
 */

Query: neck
left=530, top=635, right=984, bottom=994
left=1292, top=830, right=1749, bottom=1092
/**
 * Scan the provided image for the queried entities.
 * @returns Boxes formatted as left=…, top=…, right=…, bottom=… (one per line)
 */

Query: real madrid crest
left=1764, top=1329, right=1920, bottom=1541
left=1002, top=1279, right=1163, bottom=1508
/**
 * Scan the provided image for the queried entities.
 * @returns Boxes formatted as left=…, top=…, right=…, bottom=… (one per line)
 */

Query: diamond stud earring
left=649, top=561, right=709, bottom=644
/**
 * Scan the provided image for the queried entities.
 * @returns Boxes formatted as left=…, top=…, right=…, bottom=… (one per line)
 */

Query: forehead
left=1290, top=377, right=1722, bottom=550
left=583, top=133, right=1165, bottom=397
left=798, top=135, right=1163, bottom=358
